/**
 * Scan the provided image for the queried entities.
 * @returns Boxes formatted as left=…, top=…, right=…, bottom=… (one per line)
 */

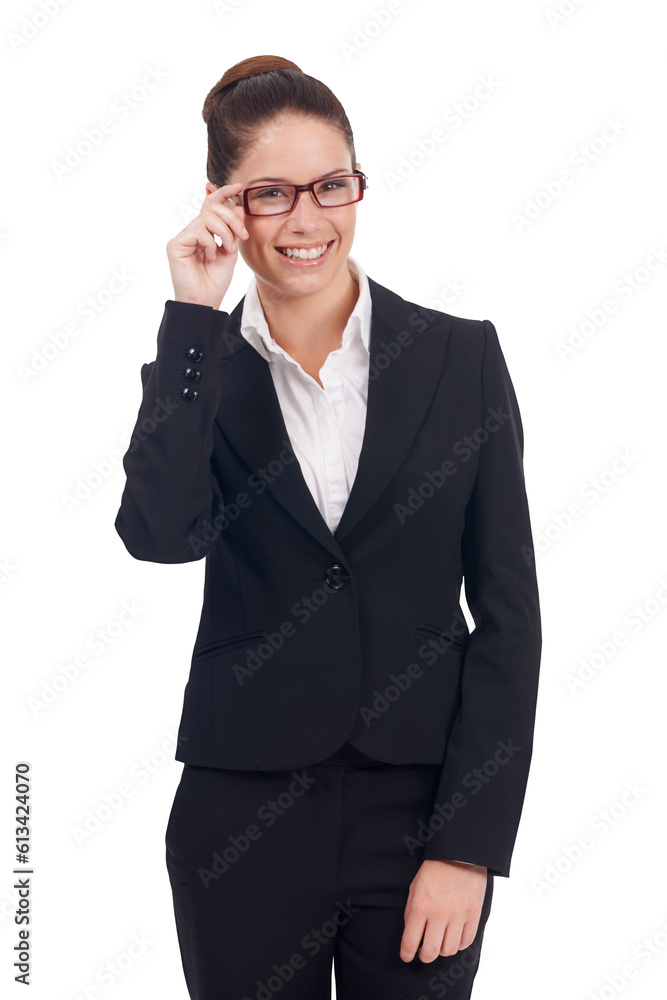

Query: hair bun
left=202, top=56, right=355, bottom=189
left=202, top=55, right=303, bottom=124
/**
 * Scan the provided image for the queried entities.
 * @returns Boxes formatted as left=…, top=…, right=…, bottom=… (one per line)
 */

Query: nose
left=285, top=188, right=324, bottom=229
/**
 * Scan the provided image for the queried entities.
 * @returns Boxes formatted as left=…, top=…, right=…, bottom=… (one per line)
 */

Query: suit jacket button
left=187, top=347, right=204, bottom=362
left=325, top=564, right=350, bottom=589
left=180, top=387, right=199, bottom=402
left=184, top=367, right=201, bottom=382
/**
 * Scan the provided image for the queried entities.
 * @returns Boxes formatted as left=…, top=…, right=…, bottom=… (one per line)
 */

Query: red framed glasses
left=230, top=169, right=368, bottom=217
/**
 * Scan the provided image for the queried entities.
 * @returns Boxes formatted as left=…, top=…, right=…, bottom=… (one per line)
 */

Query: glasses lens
left=246, top=184, right=296, bottom=216
left=245, top=176, right=362, bottom=215
left=314, top=175, right=361, bottom=207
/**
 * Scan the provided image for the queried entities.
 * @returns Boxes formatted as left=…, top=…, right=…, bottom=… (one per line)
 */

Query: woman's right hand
left=166, top=182, right=249, bottom=309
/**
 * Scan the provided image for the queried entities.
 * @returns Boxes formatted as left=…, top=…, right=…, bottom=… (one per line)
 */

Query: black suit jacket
left=114, top=275, right=542, bottom=877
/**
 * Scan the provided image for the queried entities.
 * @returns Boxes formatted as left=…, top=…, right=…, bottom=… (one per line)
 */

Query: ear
left=205, top=181, right=217, bottom=196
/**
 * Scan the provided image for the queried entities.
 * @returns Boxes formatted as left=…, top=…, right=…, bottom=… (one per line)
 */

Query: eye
left=316, top=177, right=352, bottom=194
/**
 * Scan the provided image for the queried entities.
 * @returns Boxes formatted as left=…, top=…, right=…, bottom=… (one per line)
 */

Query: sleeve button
left=181, top=387, right=199, bottom=402
left=187, top=347, right=204, bottom=363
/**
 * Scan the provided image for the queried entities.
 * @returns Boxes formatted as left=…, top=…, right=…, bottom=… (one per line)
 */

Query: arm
left=401, top=318, right=541, bottom=962
left=114, top=300, right=231, bottom=563
left=421, top=318, right=542, bottom=877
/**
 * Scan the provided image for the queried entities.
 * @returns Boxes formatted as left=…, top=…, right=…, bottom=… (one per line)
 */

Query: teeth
left=278, top=243, right=329, bottom=259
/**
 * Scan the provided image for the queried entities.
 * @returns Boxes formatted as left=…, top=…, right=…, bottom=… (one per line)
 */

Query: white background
left=2, top=0, right=666, bottom=997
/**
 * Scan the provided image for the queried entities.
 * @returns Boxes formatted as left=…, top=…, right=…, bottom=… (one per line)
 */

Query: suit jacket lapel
left=216, top=276, right=451, bottom=560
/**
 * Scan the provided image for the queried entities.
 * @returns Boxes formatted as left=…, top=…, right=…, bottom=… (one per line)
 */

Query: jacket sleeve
left=421, top=319, right=542, bottom=877
left=114, top=299, right=232, bottom=563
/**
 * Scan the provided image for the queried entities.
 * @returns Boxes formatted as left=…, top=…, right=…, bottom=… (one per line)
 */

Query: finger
left=211, top=233, right=240, bottom=259
left=205, top=203, right=248, bottom=242
left=180, top=211, right=236, bottom=257
left=201, top=214, right=242, bottom=255
left=458, top=914, right=481, bottom=952
left=205, top=184, right=249, bottom=233
left=194, top=227, right=221, bottom=263
left=400, top=911, right=425, bottom=962
left=437, top=918, right=465, bottom=958
left=205, top=181, right=244, bottom=199
left=178, top=224, right=229, bottom=263
left=205, top=181, right=244, bottom=213
left=201, top=207, right=247, bottom=250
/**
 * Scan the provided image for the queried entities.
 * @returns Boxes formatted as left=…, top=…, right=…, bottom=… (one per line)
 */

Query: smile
left=276, top=241, right=334, bottom=260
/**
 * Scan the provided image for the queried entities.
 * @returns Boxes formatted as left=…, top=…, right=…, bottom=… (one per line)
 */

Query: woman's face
left=206, top=115, right=361, bottom=302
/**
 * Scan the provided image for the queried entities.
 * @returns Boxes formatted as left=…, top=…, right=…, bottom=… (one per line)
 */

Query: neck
left=255, top=260, right=360, bottom=354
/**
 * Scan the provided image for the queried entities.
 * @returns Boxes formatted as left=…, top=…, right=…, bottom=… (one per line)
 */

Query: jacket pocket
left=414, top=620, right=468, bottom=654
left=193, top=630, right=268, bottom=660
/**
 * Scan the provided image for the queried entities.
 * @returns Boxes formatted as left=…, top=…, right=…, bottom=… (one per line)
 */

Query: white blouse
left=238, top=255, right=372, bottom=534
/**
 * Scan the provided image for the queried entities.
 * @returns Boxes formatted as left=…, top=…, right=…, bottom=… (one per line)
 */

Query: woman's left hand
left=400, top=859, right=488, bottom=963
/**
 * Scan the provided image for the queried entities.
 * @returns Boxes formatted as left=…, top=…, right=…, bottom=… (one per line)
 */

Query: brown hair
left=202, top=54, right=356, bottom=186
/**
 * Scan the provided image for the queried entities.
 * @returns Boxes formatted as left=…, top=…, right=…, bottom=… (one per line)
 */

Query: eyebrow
left=246, top=168, right=351, bottom=185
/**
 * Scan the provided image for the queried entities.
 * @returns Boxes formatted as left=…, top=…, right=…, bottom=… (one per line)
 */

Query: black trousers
left=165, top=760, right=494, bottom=999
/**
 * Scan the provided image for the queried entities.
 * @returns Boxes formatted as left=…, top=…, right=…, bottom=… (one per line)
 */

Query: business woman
left=114, top=54, right=542, bottom=999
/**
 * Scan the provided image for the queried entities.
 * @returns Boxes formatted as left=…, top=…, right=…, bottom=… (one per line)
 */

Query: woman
left=115, top=54, right=542, bottom=999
